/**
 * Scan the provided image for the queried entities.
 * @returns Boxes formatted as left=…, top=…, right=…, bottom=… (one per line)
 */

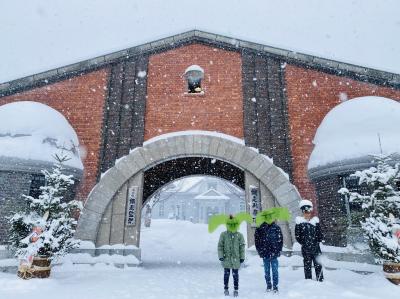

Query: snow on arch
left=308, top=96, right=400, bottom=169
left=0, top=101, right=83, bottom=169
left=142, top=130, right=245, bottom=147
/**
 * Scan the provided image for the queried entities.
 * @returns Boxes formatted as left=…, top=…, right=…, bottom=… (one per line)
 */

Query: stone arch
left=75, top=132, right=302, bottom=250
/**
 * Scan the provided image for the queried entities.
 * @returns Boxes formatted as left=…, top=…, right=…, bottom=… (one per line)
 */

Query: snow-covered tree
left=9, top=154, right=82, bottom=260
left=339, top=154, right=400, bottom=263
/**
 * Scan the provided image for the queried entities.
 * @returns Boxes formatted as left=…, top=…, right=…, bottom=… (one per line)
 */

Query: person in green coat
left=217, top=215, right=246, bottom=297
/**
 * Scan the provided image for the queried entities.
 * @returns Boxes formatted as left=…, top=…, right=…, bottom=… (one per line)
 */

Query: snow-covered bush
left=9, top=155, right=82, bottom=260
left=339, top=154, right=400, bottom=263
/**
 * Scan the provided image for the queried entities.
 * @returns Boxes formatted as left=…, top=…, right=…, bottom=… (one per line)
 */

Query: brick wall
left=0, top=69, right=110, bottom=201
left=285, top=64, right=400, bottom=208
left=145, top=44, right=243, bottom=140
left=313, top=175, right=348, bottom=246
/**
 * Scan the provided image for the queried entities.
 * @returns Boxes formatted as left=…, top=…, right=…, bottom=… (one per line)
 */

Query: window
left=341, top=175, right=369, bottom=226
left=184, top=65, right=204, bottom=93
left=29, top=174, right=45, bottom=199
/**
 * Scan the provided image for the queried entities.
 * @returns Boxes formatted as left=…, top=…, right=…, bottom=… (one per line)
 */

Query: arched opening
left=76, top=132, right=302, bottom=260
left=140, top=175, right=247, bottom=266
left=308, top=96, right=400, bottom=246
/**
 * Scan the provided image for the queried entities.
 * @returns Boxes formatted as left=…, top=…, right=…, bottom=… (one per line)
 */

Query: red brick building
left=1, top=30, right=400, bottom=247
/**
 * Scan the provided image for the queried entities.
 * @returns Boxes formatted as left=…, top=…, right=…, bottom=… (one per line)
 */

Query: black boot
left=224, top=289, right=229, bottom=296
left=233, top=290, right=238, bottom=297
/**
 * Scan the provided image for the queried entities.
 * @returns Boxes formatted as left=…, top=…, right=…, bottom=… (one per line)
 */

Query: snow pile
left=61, top=253, right=140, bottom=265
left=0, top=101, right=83, bottom=169
left=309, top=97, right=400, bottom=169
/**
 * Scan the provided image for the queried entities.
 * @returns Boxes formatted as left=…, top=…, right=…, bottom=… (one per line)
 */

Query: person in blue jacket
left=254, top=218, right=283, bottom=293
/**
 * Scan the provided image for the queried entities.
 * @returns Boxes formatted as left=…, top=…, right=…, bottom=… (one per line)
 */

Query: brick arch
left=75, top=132, right=302, bottom=246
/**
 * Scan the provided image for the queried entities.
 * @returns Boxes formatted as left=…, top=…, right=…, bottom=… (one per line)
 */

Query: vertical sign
left=249, top=185, right=261, bottom=227
left=126, top=186, right=138, bottom=226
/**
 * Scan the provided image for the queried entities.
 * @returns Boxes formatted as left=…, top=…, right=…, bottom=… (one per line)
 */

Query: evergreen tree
left=339, top=154, right=400, bottom=263
left=9, top=154, right=82, bottom=260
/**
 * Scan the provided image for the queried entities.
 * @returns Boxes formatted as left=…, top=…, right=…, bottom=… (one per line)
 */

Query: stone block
left=195, top=31, right=217, bottom=41
left=129, top=149, right=146, bottom=169
left=104, top=50, right=128, bottom=62
left=115, top=156, right=141, bottom=180
left=268, top=175, right=290, bottom=194
left=216, top=139, right=230, bottom=158
left=184, top=135, right=194, bottom=155
left=76, top=209, right=101, bottom=241
left=313, top=57, right=339, bottom=69
left=164, top=137, right=178, bottom=157
left=200, top=135, right=212, bottom=156
left=246, top=154, right=266, bottom=174
left=208, top=136, right=222, bottom=157
left=33, top=69, right=58, bottom=82
left=253, top=159, right=273, bottom=179
left=260, top=166, right=282, bottom=185
left=221, top=141, right=239, bottom=162
left=192, top=135, right=204, bottom=155
left=231, top=146, right=246, bottom=166
left=111, top=186, right=128, bottom=215
left=238, top=149, right=257, bottom=169
left=264, top=46, right=289, bottom=57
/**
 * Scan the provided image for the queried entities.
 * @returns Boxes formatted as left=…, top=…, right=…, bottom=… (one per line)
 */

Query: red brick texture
left=0, top=69, right=110, bottom=201
left=285, top=64, right=400, bottom=207
left=144, top=44, right=244, bottom=140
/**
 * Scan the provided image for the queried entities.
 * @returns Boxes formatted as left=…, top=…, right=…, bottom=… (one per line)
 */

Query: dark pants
left=263, top=257, right=279, bottom=289
left=303, top=254, right=324, bottom=281
left=224, top=268, right=239, bottom=290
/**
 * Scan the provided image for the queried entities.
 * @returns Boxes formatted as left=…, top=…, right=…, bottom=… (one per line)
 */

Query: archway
left=75, top=131, right=302, bottom=258
left=140, top=175, right=247, bottom=266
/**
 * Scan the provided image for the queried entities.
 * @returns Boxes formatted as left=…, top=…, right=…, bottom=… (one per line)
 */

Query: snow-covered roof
left=194, top=188, right=230, bottom=200
left=0, top=0, right=399, bottom=84
left=0, top=101, right=83, bottom=170
left=308, top=96, right=400, bottom=170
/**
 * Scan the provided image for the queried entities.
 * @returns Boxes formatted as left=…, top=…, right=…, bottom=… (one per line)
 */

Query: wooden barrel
left=31, top=256, right=51, bottom=278
left=383, top=262, right=400, bottom=285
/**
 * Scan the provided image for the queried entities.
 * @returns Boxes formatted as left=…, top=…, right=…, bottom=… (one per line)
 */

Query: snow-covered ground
left=0, top=219, right=397, bottom=299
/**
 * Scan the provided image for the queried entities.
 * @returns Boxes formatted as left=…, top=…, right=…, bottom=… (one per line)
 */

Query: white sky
left=0, top=0, right=399, bottom=83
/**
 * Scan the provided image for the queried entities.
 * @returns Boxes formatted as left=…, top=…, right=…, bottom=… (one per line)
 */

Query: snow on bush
left=339, top=154, right=400, bottom=263
left=9, top=154, right=82, bottom=260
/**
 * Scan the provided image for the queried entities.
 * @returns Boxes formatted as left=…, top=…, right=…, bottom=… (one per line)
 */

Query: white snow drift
left=0, top=101, right=83, bottom=169
left=309, top=96, right=400, bottom=169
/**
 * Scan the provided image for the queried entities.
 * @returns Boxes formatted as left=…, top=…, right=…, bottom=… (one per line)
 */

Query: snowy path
left=0, top=220, right=397, bottom=299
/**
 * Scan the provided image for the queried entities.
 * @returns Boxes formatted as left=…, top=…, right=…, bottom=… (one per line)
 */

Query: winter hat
left=299, top=199, right=313, bottom=212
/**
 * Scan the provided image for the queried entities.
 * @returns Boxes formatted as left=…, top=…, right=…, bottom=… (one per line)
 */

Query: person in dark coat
left=255, top=220, right=283, bottom=293
left=295, top=199, right=324, bottom=281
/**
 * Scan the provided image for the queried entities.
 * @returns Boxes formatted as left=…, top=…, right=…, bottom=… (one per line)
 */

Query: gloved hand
left=219, top=258, right=224, bottom=262
left=240, top=259, right=244, bottom=263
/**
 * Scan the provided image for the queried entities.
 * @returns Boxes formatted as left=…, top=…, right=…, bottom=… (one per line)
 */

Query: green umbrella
left=208, top=212, right=252, bottom=233
left=255, top=207, right=291, bottom=227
